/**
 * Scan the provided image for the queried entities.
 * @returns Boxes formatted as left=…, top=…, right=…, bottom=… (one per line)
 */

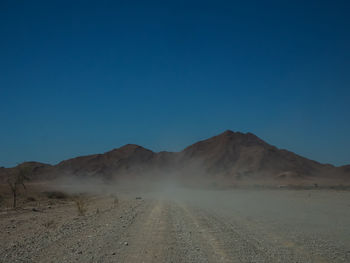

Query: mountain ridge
left=1, top=130, right=349, bottom=185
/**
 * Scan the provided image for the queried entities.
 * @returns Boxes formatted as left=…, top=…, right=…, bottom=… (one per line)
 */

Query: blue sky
left=1, top=0, right=349, bottom=167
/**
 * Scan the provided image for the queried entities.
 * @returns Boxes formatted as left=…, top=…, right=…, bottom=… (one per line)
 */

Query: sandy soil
left=0, top=189, right=349, bottom=263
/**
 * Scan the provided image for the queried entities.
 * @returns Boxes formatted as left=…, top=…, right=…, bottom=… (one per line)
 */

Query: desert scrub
left=113, top=196, right=119, bottom=208
left=43, top=219, right=56, bottom=229
left=43, top=191, right=68, bottom=199
left=0, top=194, right=4, bottom=207
left=26, top=196, right=37, bottom=202
left=74, top=196, right=87, bottom=216
left=7, top=166, right=30, bottom=208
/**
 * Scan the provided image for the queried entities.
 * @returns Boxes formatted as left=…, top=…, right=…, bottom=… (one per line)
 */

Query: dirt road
left=1, top=190, right=349, bottom=262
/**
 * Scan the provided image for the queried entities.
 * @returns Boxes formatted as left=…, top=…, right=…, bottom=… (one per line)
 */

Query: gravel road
left=1, top=189, right=349, bottom=262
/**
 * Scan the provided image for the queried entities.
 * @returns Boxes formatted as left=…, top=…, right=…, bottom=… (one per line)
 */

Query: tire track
left=185, top=204, right=330, bottom=263
left=109, top=199, right=182, bottom=263
left=175, top=203, right=269, bottom=263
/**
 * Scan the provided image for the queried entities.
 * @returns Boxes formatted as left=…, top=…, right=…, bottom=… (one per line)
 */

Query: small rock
left=124, top=242, right=128, bottom=246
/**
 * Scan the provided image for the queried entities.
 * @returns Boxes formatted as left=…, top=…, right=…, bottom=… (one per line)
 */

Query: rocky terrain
left=1, top=187, right=349, bottom=263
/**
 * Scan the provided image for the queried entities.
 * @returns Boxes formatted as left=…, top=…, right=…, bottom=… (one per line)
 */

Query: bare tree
left=7, top=166, right=30, bottom=208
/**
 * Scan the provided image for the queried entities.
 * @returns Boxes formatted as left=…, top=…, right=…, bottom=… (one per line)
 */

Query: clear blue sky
left=1, top=0, right=349, bottom=167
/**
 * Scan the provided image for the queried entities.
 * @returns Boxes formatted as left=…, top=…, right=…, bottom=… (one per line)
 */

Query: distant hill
left=180, top=130, right=335, bottom=178
left=55, top=144, right=156, bottom=179
left=1, top=130, right=349, bottom=186
left=0, top=162, right=53, bottom=182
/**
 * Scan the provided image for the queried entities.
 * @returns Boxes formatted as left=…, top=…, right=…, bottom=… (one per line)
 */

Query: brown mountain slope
left=0, top=162, right=53, bottom=183
left=55, top=144, right=156, bottom=179
left=1, top=130, right=349, bottom=185
left=179, top=130, right=337, bottom=181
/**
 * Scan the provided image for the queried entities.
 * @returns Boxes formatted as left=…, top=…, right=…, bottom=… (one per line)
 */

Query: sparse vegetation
left=26, top=196, right=37, bottom=202
left=43, top=219, right=55, bottom=229
left=43, top=191, right=68, bottom=199
left=113, top=196, right=119, bottom=208
left=74, top=196, right=87, bottom=216
left=7, top=166, right=31, bottom=208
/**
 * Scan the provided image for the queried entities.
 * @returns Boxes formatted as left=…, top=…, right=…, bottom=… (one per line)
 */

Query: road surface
left=1, top=189, right=349, bottom=262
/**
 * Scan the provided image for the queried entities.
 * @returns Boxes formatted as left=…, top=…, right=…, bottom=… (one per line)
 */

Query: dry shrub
left=26, top=196, right=37, bottom=202
left=43, top=219, right=55, bottom=228
left=113, top=196, right=119, bottom=208
left=43, top=191, right=68, bottom=199
left=74, top=197, right=87, bottom=216
left=0, top=194, right=4, bottom=207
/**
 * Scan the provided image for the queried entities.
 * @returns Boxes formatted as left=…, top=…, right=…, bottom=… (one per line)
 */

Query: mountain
left=179, top=130, right=336, bottom=180
left=1, top=130, right=349, bottom=185
left=55, top=144, right=157, bottom=179
left=0, top=162, right=53, bottom=183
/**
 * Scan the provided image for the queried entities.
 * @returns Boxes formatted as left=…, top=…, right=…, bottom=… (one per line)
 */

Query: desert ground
left=0, top=184, right=350, bottom=263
